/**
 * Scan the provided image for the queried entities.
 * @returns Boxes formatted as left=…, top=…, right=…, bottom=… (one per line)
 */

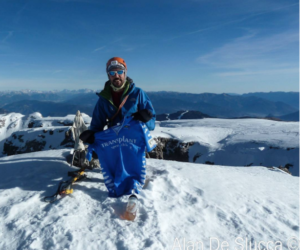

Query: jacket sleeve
left=138, top=90, right=156, bottom=131
left=90, top=98, right=107, bottom=132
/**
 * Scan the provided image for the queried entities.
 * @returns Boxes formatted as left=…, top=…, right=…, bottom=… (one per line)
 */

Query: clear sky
left=0, top=0, right=298, bottom=93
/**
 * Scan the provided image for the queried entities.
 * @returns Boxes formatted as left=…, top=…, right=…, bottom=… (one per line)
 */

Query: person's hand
left=132, top=109, right=153, bottom=123
left=79, top=130, right=96, bottom=144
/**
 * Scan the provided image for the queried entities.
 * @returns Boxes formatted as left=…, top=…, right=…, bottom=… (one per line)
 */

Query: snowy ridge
left=0, top=113, right=91, bottom=156
left=0, top=113, right=26, bottom=156
left=3, top=126, right=73, bottom=154
left=154, top=118, right=299, bottom=148
left=0, top=149, right=298, bottom=250
left=153, top=118, right=299, bottom=176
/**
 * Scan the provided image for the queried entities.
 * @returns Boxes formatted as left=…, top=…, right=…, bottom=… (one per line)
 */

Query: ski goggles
left=108, top=70, right=125, bottom=76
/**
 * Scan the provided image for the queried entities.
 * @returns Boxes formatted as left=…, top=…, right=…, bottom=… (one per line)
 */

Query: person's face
left=108, top=69, right=126, bottom=88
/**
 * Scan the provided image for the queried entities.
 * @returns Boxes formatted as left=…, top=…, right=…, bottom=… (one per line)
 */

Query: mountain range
left=0, top=90, right=298, bottom=120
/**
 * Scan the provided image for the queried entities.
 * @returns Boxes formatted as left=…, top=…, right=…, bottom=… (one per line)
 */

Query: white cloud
left=93, top=46, right=106, bottom=52
left=218, top=68, right=299, bottom=77
left=167, top=2, right=298, bottom=41
left=197, top=29, right=298, bottom=71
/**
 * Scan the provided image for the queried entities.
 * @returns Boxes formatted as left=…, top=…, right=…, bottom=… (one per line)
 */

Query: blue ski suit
left=90, top=77, right=156, bottom=131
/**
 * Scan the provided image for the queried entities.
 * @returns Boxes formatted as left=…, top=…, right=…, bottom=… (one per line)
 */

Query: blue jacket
left=90, top=77, right=156, bottom=132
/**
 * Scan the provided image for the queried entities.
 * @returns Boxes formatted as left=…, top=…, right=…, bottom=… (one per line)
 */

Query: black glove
left=79, top=130, right=96, bottom=144
left=132, top=109, right=153, bottom=123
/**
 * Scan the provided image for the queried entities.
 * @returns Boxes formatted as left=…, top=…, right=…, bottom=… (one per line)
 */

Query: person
left=90, top=57, right=156, bottom=132
left=84, top=57, right=156, bottom=220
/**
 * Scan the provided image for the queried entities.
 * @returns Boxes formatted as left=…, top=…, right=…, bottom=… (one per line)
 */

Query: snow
left=0, top=113, right=25, bottom=156
left=0, top=149, right=299, bottom=250
left=153, top=118, right=299, bottom=176
left=178, top=110, right=189, bottom=119
left=0, top=113, right=91, bottom=156
left=154, top=118, right=299, bottom=149
left=5, top=126, right=72, bottom=150
left=0, top=113, right=299, bottom=249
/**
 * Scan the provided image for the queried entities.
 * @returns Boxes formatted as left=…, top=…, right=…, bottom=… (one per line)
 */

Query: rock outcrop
left=148, top=137, right=195, bottom=162
left=147, top=138, right=296, bottom=175
left=3, top=127, right=74, bottom=156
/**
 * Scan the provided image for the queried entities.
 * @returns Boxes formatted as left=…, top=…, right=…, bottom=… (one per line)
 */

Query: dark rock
left=58, top=121, right=73, bottom=126
left=287, top=148, right=295, bottom=151
left=193, top=152, right=202, bottom=162
left=2, top=127, right=75, bottom=156
left=28, top=122, right=34, bottom=128
left=148, top=137, right=195, bottom=162
left=285, top=163, right=293, bottom=170
left=0, top=118, right=5, bottom=128
left=18, top=135, right=24, bottom=143
left=60, top=129, right=75, bottom=148
left=279, top=165, right=292, bottom=175
left=3, top=141, right=19, bottom=156
left=3, top=139, right=46, bottom=156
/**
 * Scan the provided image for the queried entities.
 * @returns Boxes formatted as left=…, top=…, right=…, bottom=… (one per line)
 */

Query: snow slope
left=0, top=113, right=91, bottom=156
left=0, top=149, right=298, bottom=250
left=153, top=118, right=299, bottom=176
left=154, top=118, right=299, bottom=150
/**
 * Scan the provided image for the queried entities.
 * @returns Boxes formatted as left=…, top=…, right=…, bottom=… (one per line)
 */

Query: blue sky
left=0, top=0, right=298, bottom=93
